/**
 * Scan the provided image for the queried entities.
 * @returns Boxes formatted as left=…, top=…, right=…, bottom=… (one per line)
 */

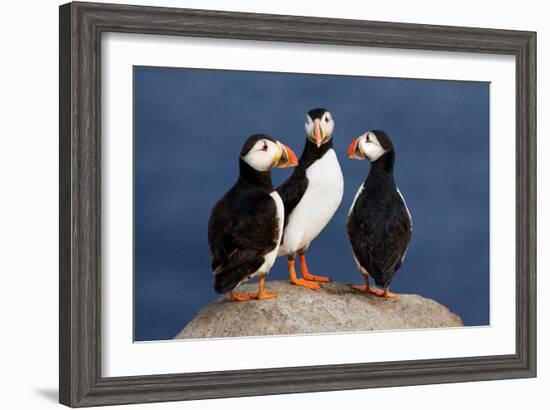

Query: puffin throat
left=238, top=158, right=274, bottom=190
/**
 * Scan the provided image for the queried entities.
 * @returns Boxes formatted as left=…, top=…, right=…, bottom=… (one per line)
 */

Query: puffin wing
left=208, top=190, right=280, bottom=275
left=348, top=191, right=411, bottom=284
left=371, top=197, right=412, bottom=277
left=276, top=168, right=308, bottom=224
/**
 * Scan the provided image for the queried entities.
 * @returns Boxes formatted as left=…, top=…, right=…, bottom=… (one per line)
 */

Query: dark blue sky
left=134, top=66, right=490, bottom=341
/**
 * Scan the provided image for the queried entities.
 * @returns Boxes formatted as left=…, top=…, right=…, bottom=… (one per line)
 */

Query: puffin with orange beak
left=346, top=130, right=412, bottom=298
left=208, top=134, right=299, bottom=301
left=277, top=108, right=344, bottom=289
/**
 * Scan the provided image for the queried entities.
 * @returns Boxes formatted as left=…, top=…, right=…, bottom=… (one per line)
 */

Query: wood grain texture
left=59, top=1, right=537, bottom=407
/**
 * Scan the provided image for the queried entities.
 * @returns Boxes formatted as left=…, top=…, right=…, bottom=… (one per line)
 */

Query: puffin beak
left=276, top=143, right=299, bottom=168
left=347, top=137, right=364, bottom=160
left=314, top=119, right=322, bottom=148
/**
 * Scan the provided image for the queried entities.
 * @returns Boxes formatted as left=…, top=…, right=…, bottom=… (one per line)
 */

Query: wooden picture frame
left=59, top=1, right=536, bottom=407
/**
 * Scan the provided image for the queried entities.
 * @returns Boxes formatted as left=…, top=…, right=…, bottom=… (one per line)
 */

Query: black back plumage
left=277, top=135, right=333, bottom=225
left=208, top=135, right=281, bottom=294
left=347, top=138, right=412, bottom=288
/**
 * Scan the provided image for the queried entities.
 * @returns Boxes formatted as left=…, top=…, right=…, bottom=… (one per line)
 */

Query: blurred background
left=134, top=66, right=489, bottom=341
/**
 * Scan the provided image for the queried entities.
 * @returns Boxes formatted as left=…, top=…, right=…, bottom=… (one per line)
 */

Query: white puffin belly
left=280, top=149, right=344, bottom=255
left=256, top=191, right=284, bottom=275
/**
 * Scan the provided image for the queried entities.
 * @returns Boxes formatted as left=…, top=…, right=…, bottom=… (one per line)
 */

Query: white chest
left=280, top=149, right=344, bottom=254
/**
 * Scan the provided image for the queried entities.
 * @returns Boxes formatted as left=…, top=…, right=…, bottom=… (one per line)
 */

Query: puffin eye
left=262, top=143, right=268, bottom=151
left=365, top=134, right=370, bottom=142
left=325, top=116, right=330, bottom=122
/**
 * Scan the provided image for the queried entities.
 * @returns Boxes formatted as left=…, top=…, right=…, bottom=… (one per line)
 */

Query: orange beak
left=276, top=143, right=299, bottom=168
left=314, top=119, right=322, bottom=148
left=347, top=136, right=363, bottom=160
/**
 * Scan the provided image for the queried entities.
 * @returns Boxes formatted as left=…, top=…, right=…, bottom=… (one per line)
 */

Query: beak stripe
left=314, top=119, right=322, bottom=148
left=347, top=137, right=363, bottom=159
left=276, top=143, right=299, bottom=168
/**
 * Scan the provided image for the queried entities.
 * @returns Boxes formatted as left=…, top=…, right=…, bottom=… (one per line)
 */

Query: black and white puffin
left=208, top=134, right=298, bottom=301
left=277, top=108, right=344, bottom=290
left=346, top=130, right=412, bottom=298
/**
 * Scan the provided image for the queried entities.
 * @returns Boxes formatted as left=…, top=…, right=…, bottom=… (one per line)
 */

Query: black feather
left=347, top=143, right=412, bottom=288
left=213, top=258, right=264, bottom=294
left=307, top=107, right=328, bottom=120
left=208, top=142, right=281, bottom=294
left=240, top=133, right=276, bottom=156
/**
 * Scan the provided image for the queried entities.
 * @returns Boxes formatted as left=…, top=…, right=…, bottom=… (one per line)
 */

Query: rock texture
left=175, top=281, right=463, bottom=339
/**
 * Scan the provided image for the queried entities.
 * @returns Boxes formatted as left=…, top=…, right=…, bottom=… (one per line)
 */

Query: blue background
left=134, top=66, right=490, bottom=341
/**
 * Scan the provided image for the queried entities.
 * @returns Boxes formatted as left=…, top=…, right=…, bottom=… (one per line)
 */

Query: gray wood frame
left=59, top=1, right=536, bottom=407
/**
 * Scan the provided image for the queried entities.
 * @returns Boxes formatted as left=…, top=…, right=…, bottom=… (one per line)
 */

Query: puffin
left=277, top=108, right=344, bottom=290
left=346, top=130, right=412, bottom=298
left=208, top=134, right=298, bottom=301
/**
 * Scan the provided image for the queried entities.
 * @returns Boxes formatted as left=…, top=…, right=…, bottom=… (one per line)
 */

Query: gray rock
left=175, top=280, right=463, bottom=339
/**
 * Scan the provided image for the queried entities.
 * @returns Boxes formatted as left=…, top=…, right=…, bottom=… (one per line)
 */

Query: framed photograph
left=59, top=1, right=536, bottom=407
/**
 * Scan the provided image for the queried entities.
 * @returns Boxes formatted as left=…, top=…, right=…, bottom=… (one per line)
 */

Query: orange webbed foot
left=290, top=277, right=321, bottom=290
left=302, top=271, right=332, bottom=282
left=228, top=292, right=253, bottom=302
left=383, top=289, right=399, bottom=298
left=298, top=253, right=332, bottom=283
left=369, top=288, right=385, bottom=297
left=257, top=290, right=279, bottom=300
left=352, top=284, right=384, bottom=296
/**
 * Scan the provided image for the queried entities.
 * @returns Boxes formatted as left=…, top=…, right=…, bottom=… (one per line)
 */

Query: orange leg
left=288, top=256, right=320, bottom=290
left=248, top=276, right=278, bottom=300
left=299, top=252, right=331, bottom=282
left=352, top=274, right=384, bottom=296
left=228, top=276, right=278, bottom=301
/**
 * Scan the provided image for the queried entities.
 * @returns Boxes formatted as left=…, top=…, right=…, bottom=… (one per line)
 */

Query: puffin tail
left=373, top=271, right=394, bottom=289
left=213, top=259, right=262, bottom=295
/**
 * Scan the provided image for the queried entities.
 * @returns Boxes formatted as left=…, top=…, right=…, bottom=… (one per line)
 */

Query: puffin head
left=304, top=108, right=334, bottom=148
left=347, top=130, right=394, bottom=162
left=240, top=134, right=299, bottom=172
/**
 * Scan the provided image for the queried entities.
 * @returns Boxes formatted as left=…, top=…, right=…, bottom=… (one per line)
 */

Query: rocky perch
left=175, top=281, right=463, bottom=339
